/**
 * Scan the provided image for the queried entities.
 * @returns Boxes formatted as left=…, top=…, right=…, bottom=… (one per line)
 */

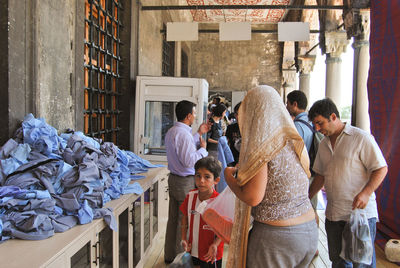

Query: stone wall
left=0, top=0, right=81, bottom=144
left=138, top=4, right=164, bottom=76
left=0, top=0, right=134, bottom=147
left=138, top=0, right=192, bottom=76
left=190, top=33, right=282, bottom=93
left=0, top=0, right=284, bottom=146
left=36, top=0, right=76, bottom=131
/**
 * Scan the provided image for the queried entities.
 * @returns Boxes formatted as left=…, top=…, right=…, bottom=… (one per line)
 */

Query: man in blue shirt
left=286, top=90, right=314, bottom=151
left=164, top=100, right=210, bottom=263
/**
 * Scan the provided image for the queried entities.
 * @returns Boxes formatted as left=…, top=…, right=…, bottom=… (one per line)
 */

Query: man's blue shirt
left=294, top=112, right=314, bottom=152
left=165, top=122, right=208, bottom=176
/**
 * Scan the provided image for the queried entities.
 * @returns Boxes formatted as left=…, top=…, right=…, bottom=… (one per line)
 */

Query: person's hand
left=224, top=167, right=238, bottom=187
left=199, top=136, right=206, bottom=149
left=352, top=191, right=370, bottom=210
left=181, top=240, right=191, bottom=252
left=203, top=243, right=218, bottom=263
left=198, top=122, right=211, bottom=135
left=224, top=166, right=237, bottom=179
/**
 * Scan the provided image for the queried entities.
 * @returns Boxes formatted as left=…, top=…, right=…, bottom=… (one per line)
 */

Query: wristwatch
left=234, top=168, right=238, bottom=179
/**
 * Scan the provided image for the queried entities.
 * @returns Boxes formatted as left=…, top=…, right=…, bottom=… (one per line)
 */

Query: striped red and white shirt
left=180, top=189, right=224, bottom=262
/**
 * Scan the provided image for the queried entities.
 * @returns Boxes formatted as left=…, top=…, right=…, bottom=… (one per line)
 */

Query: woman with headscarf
left=224, top=85, right=318, bottom=268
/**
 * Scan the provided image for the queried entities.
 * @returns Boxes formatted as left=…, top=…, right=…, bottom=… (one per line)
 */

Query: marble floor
left=144, top=210, right=399, bottom=268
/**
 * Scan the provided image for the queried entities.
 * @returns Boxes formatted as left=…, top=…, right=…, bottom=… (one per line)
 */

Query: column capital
left=325, top=30, right=350, bottom=57
left=343, top=9, right=370, bottom=41
left=298, top=55, right=316, bottom=74
left=282, top=68, right=297, bottom=86
left=282, top=59, right=295, bottom=70
left=359, top=10, right=371, bottom=40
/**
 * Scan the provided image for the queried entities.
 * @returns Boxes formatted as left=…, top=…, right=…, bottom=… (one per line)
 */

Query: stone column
left=299, top=73, right=310, bottom=97
left=281, top=42, right=296, bottom=100
left=282, top=68, right=297, bottom=102
left=298, top=55, right=316, bottom=102
left=324, top=31, right=349, bottom=111
left=351, top=10, right=370, bottom=132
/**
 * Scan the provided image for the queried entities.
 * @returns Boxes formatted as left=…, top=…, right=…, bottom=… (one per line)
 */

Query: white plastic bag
left=340, top=209, right=373, bottom=264
left=196, top=187, right=236, bottom=244
left=169, top=252, right=193, bottom=268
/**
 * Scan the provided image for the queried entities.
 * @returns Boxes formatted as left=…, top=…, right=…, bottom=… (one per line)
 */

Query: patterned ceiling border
left=186, top=0, right=291, bottom=23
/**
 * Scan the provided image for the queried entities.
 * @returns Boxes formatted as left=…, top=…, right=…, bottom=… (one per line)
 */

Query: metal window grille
left=84, top=0, right=123, bottom=144
left=181, top=50, right=188, bottom=77
left=162, top=34, right=175, bottom=76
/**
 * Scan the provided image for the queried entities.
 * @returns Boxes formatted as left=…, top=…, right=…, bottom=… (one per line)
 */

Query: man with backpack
left=287, top=90, right=324, bottom=176
left=286, top=90, right=314, bottom=152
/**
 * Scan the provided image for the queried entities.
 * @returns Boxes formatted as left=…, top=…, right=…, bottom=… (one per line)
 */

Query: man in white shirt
left=308, top=98, right=387, bottom=268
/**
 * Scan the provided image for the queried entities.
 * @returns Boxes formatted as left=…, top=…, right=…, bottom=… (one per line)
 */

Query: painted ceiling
left=186, top=0, right=291, bottom=23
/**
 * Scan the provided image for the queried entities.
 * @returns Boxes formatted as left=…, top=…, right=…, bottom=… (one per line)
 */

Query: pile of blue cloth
left=0, top=114, right=163, bottom=242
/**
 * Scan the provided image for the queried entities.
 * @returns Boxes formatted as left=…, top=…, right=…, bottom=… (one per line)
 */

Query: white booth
left=134, top=76, right=209, bottom=162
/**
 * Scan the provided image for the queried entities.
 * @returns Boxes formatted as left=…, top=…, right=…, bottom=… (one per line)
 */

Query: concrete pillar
left=351, top=10, right=370, bottom=132
left=324, top=31, right=349, bottom=111
left=298, top=55, right=316, bottom=102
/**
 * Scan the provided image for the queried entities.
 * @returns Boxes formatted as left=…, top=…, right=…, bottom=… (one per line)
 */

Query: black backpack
left=294, top=118, right=324, bottom=175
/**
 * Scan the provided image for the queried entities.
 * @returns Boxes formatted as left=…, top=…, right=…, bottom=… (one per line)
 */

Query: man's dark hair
left=213, top=97, right=221, bottom=104
left=233, top=102, right=242, bottom=114
left=308, top=98, right=340, bottom=121
left=194, top=156, right=222, bottom=179
left=176, top=100, right=196, bottom=122
left=287, top=90, right=308, bottom=110
left=212, top=103, right=227, bottom=117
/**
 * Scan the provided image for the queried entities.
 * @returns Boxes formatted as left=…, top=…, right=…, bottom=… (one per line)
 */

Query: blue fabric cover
left=0, top=114, right=163, bottom=242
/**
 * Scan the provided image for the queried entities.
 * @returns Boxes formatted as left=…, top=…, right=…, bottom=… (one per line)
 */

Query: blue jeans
left=325, top=217, right=377, bottom=268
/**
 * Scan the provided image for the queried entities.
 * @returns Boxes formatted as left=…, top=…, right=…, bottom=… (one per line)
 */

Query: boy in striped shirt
left=180, top=156, right=224, bottom=268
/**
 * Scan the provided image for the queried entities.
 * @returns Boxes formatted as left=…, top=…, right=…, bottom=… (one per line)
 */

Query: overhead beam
left=142, top=5, right=348, bottom=11
left=160, top=29, right=322, bottom=34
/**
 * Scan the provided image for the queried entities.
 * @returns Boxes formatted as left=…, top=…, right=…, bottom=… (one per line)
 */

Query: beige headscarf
left=226, top=85, right=310, bottom=268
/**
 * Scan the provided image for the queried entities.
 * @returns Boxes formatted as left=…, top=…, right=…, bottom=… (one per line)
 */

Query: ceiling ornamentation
left=186, top=0, right=291, bottom=23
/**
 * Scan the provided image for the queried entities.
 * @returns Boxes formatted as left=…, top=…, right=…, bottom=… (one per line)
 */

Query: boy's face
left=195, top=167, right=219, bottom=192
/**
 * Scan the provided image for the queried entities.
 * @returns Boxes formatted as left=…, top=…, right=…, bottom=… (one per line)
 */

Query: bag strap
left=294, top=118, right=314, bottom=133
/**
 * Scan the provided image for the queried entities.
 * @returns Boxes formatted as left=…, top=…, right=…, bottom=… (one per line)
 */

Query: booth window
left=84, top=0, right=122, bottom=144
